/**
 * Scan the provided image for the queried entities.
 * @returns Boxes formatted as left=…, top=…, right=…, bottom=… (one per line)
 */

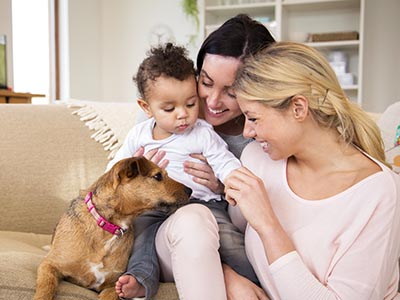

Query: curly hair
left=134, top=43, right=196, bottom=100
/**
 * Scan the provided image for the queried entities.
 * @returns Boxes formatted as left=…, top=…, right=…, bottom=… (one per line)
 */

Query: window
left=12, top=0, right=50, bottom=104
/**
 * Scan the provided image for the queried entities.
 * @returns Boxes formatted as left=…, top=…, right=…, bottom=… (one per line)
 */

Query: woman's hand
left=223, top=264, right=269, bottom=300
left=183, top=153, right=224, bottom=194
left=225, top=167, right=295, bottom=264
left=133, top=146, right=169, bottom=169
left=224, top=167, right=274, bottom=232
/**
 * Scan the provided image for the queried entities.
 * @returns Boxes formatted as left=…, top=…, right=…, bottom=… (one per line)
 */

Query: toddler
left=107, top=43, right=258, bottom=299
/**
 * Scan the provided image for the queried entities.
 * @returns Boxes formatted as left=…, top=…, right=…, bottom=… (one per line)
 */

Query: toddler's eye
left=163, top=107, right=174, bottom=112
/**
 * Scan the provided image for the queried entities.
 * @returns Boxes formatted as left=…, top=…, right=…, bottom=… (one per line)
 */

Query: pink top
left=242, top=141, right=400, bottom=300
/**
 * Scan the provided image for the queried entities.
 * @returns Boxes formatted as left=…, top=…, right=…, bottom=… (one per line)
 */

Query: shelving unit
left=200, top=0, right=365, bottom=104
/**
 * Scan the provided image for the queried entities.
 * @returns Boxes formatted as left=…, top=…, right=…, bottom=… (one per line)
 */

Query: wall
left=68, top=0, right=102, bottom=100
left=68, top=0, right=200, bottom=102
left=362, top=0, right=400, bottom=112
left=0, top=0, right=13, bottom=88
left=67, top=0, right=400, bottom=112
left=1, top=0, right=399, bottom=112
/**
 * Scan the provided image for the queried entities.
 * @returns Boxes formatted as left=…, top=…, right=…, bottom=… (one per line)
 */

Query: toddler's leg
left=115, top=274, right=145, bottom=299
left=206, top=200, right=260, bottom=285
left=155, top=204, right=227, bottom=300
left=121, top=209, right=169, bottom=299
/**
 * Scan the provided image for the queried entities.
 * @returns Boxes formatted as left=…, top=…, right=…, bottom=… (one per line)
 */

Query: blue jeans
left=125, top=200, right=259, bottom=299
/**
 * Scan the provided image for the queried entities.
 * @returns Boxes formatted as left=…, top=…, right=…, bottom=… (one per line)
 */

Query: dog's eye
left=152, top=172, right=163, bottom=181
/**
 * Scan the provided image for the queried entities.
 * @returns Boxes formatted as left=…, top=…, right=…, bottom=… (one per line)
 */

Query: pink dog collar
left=84, top=192, right=126, bottom=237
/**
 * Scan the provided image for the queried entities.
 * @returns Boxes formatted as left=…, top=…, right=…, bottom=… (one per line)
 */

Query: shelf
left=306, top=40, right=360, bottom=49
left=342, top=84, right=358, bottom=91
left=205, top=3, right=275, bottom=21
left=206, top=2, right=276, bottom=11
left=282, top=0, right=360, bottom=10
left=202, top=0, right=364, bottom=105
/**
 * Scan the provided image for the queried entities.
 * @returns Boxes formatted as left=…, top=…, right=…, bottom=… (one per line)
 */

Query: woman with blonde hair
left=224, top=42, right=400, bottom=299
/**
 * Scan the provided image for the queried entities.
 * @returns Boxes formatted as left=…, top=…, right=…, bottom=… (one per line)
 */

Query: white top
left=242, top=141, right=400, bottom=300
left=107, top=118, right=241, bottom=201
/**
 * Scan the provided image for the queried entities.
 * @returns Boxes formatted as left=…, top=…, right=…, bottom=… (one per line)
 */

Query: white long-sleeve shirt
left=107, top=118, right=241, bottom=201
left=242, top=141, right=400, bottom=300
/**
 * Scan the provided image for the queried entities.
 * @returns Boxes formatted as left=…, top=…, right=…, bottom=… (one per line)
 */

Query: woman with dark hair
left=185, top=13, right=275, bottom=194
left=116, top=15, right=275, bottom=300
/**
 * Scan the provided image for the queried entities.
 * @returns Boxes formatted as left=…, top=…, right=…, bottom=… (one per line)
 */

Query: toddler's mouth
left=177, top=124, right=189, bottom=131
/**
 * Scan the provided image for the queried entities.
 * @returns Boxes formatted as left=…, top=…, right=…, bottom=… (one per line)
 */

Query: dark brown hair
left=134, top=43, right=196, bottom=99
left=197, top=14, right=275, bottom=72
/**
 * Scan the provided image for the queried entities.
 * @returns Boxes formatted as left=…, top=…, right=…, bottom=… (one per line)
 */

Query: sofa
left=0, top=100, right=399, bottom=300
left=0, top=101, right=179, bottom=300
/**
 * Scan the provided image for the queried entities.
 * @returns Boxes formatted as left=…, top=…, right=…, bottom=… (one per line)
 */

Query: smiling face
left=197, top=54, right=243, bottom=135
left=238, top=98, right=301, bottom=160
left=138, top=76, right=199, bottom=140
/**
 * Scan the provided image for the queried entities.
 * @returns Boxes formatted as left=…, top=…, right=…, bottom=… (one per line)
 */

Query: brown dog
left=34, top=156, right=191, bottom=300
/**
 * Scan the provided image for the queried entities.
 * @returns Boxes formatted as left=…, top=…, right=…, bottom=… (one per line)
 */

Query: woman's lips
left=207, top=107, right=229, bottom=116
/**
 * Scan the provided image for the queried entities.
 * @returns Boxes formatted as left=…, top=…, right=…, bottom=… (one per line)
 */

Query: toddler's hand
left=134, top=146, right=169, bottom=169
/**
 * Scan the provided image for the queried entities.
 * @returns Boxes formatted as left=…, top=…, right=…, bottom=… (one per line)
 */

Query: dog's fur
left=34, top=156, right=191, bottom=300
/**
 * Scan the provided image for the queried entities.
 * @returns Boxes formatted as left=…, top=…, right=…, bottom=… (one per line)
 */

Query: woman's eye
left=201, top=81, right=212, bottom=87
left=152, top=172, right=163, bottom=181
left=225, top=88, right=236, bottom=99
left=247, top=117, right=257, bottom=123
left=227, top=92, right=236, bottom=99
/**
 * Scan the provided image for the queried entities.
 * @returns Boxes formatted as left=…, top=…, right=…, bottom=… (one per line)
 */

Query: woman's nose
left=206, top=90, right=221, bottom=107
left=243, top=120, right=256, bottom=139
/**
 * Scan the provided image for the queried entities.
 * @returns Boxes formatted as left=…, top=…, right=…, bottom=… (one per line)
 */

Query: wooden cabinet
left=0, top=90, right=45, bottom=104
left=201, top=0, right=364, bottom=105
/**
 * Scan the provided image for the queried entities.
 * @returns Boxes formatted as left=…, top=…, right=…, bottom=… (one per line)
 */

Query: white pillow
left=378, top=101, right=400, bottom=174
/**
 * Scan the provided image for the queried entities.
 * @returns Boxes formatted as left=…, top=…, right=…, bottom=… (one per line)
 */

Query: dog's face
left=98, top=156, right=191, bottom=216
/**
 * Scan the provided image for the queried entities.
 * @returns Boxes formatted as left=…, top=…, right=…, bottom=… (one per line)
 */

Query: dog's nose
left=184, top=186, right=192, bottom=197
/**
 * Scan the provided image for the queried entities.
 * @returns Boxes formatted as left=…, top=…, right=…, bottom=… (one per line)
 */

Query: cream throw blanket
left=67, top=99, right=140, bottom=159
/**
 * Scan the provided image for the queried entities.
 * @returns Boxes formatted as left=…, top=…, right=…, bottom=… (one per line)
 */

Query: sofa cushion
left=0, top=230, right=179, bottom=300
left=0, top=104, right=109, bottom=234
left=378, top=101, right=400, bottom=174
left=0, top=230, right=98, bottom=300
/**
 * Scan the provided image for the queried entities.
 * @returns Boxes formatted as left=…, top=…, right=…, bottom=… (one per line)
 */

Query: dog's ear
left=126, top=158, right=141, bottom=178
left=136, top=156, right=153, bottom=176
left=111, top=158, right=140, bottom=189
left=125, top=157, right=153, bottom=178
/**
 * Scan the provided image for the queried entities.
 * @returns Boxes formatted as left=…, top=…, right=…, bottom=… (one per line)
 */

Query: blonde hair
left=234, top=42, right=389, bottom=167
